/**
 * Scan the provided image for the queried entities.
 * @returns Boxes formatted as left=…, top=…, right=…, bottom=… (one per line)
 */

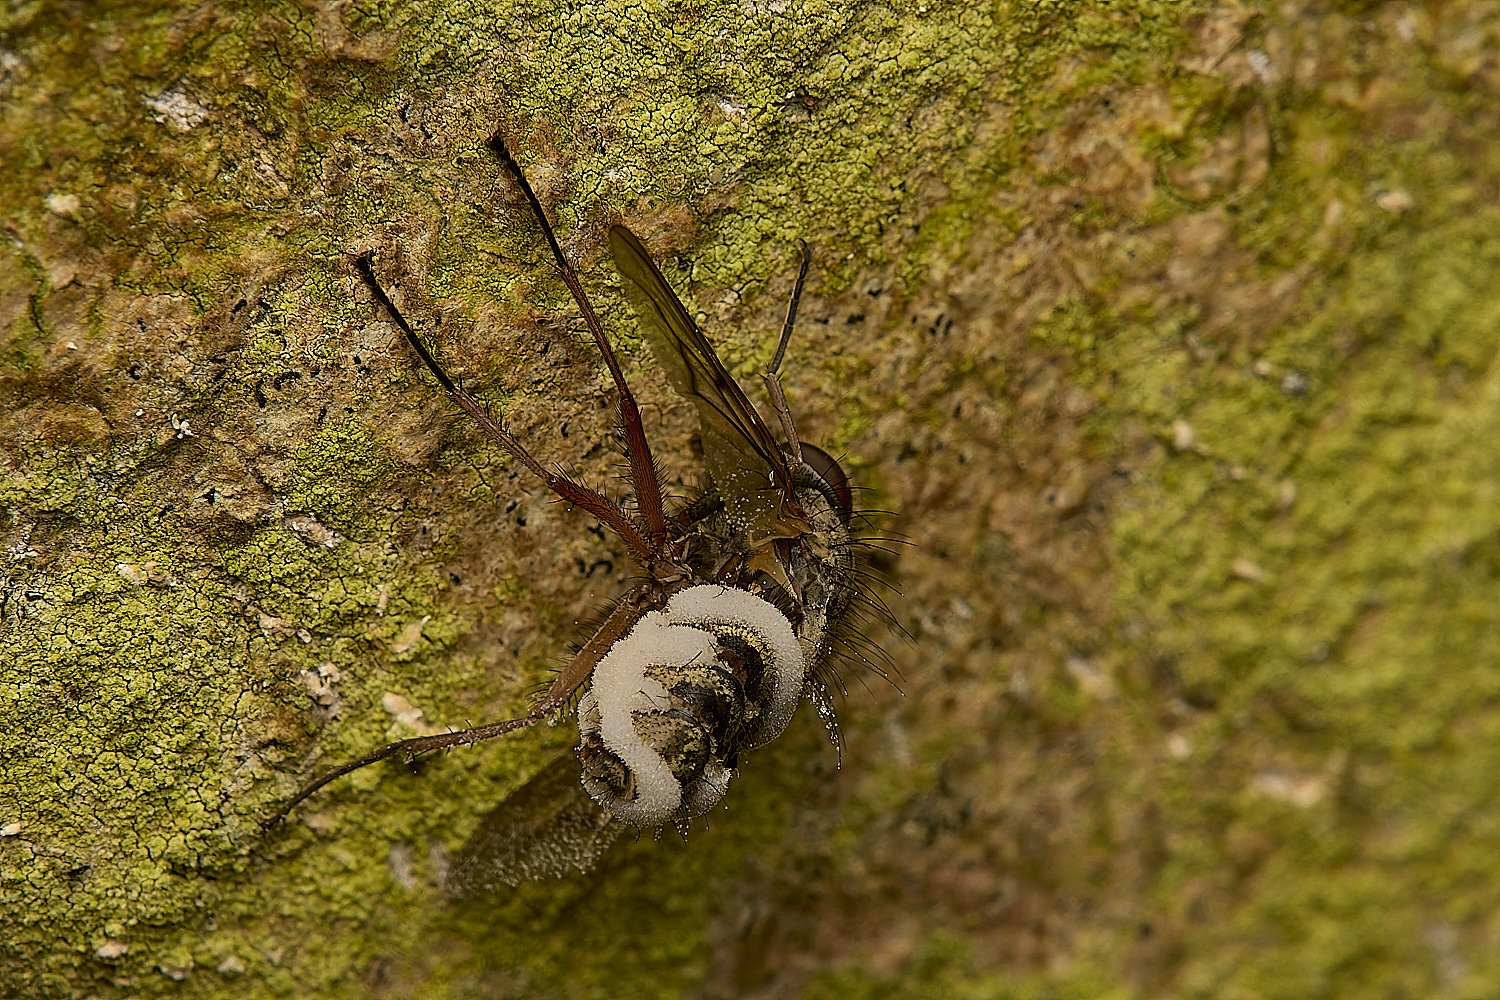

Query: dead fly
left=263, top=133, right=881, bottom=892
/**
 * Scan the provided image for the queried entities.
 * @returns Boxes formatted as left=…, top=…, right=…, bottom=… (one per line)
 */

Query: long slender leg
left=534, top=588, right=648, bottom=706
left=260, top=589, right=650, bottom=828
left=763, top=239, right=812, bottom=466
left=353, top=253, right=655, bottom=562
left=259, top=714, right=541, bottom=828
left=486, top=133, right=669, bottom=554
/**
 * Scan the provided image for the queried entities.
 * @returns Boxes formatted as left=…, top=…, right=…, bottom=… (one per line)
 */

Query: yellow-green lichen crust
left=6, top=1, right=1499, bottom=999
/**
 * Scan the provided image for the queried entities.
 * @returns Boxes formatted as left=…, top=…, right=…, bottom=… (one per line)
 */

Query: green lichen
left=288, top=420, right=401, bottom=530
left=803, top=929, right=1137, bottom=1000
left=1105, top=207, right=1500, bottom=995
left=9, top=1, right=1499, bottom=998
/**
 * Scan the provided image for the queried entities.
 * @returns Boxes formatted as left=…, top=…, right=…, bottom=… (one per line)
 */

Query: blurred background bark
left=4, top=2, right=1499, bottom=998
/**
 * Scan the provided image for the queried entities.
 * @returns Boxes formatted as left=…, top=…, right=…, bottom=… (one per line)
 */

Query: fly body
left=264, top=132, right=878, bottom=892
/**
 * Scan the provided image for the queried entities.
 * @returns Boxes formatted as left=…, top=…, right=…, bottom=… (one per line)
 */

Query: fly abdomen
left=576, top=586, right=805, bottom=825
left=662, top=586, right=805, bottom=747
left=630, top=708, right=713, bottom=783
left=650, top=661, right=747, bottom=757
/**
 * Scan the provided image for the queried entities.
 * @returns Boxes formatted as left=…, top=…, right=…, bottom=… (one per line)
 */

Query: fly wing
left=609, top=225, right=802, bottom=540
left=445, top=754, right=622, bottom=895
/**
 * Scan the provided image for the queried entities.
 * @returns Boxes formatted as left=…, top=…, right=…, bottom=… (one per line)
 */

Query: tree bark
left=4, top=2, right=1498, bottom=997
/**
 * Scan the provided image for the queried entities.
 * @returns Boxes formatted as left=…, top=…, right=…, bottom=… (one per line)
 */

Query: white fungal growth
left=580, top=612, right=715, bottom=825
left=577, top=586, right=807, bottom=826
left=678, top=759, right=733, bottom=817
left=664, top=585, right=804, bottom=744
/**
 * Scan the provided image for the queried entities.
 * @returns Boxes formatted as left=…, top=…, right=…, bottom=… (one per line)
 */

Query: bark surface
left=4, top=2, right=1498, bottom=998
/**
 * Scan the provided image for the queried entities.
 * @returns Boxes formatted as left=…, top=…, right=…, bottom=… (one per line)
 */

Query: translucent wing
left=445, top=755, right=623, bottom=895
left=609, top=225, right=803, bottom=540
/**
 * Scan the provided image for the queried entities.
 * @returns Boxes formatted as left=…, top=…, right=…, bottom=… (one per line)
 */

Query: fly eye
left=799, top=443, right=854, bottom=523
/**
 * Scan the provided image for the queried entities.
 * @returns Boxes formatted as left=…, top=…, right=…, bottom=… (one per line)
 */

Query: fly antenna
left=763, top=239, right=812, bottom=466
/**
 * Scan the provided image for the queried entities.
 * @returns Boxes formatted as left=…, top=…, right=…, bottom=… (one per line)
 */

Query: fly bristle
left=806, top=503, right=907, bottom=716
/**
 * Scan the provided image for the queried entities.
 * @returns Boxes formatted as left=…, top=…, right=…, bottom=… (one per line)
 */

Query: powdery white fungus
left=583, top=613, right=714, bottom=823
left=678, top=759, right=732, bottom=816
left=665, top=585, right=805, bottom=744
left=579, top=588, right=807, bottom=826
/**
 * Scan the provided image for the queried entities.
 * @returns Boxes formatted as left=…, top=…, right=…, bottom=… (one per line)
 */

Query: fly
left=263, top=132, right=875, bottom=892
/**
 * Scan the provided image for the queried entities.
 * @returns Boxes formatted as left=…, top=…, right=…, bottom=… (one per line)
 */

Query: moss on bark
left=4, top=1, right=1498, bottom=998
